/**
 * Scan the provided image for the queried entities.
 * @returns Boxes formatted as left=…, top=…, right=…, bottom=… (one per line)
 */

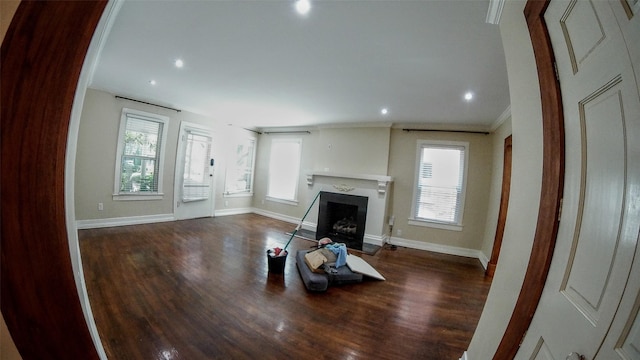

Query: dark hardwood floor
left=79, top=214, right=491, bottom=359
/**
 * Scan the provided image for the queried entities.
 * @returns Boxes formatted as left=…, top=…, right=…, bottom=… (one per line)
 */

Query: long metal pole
left=283, top=191, right=322, bottom=251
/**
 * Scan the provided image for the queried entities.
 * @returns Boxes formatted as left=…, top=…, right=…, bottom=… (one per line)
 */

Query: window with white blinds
left=224, top=137, right=256, bottom=196
left=411, top=140, right=468, bottom=229
left=114, top=108, right=168, bottom=199
left=267, top=138, right=302, bottom=203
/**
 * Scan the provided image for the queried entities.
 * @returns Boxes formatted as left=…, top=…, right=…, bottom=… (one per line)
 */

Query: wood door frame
left=486, top=135, right=513, bottom=278
left=1, top=2, right=106, bottom=359
left=0, top=1, right=562, bottom=359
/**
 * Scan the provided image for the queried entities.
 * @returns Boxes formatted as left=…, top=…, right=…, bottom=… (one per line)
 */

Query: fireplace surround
left=304, top=171, right=393, bottom=248
left=316, top=192, right=368, bottom=250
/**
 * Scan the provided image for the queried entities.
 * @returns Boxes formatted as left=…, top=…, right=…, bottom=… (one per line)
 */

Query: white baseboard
left=459, top=351, right=469, bottom=360
left=214, top=207, right=253, bottom=217
left=364, top=234, right=385, bottom=247
left=251, top=208, right=302, bottom=225
left=478, top=252, right=489, bottom=270
left=76, top=213, right=175, bottom=229
left=389, top=236, right=484, bottom=261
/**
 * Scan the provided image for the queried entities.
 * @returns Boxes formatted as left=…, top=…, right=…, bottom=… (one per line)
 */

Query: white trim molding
left=388, top=235, right=487, bottom=267
left=485, top=0, right=506, bottom=25
left=478, top=252, right=489, bottom=270
left=76, top=213, right=175, bottom=229
left=214, top=207, right=253, bottom=217
left=489, top=105, right=511, bottom=132
left=306, top=171, right=393, bottom=194
left=251, top=208, right=302, bottom=226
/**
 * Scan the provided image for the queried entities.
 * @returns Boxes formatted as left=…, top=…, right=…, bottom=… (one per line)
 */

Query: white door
left=174, top=122, right=215, bottom=220
left=516, top=1, right=640, bottom=359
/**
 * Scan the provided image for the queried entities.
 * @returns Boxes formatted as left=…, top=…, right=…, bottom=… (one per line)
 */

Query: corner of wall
left=466, top=0, right=543, bottom=358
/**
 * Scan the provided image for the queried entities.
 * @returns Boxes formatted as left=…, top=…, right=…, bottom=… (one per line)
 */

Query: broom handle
left=283, top=191, right=322, bottom=251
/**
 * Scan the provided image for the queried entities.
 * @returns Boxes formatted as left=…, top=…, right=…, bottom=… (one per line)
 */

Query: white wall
left=75, top=88, right=256, bottom=221
left=252, top=131, right=319, bottom=222
left=252, top=126, right=392, bottom=222
left=467, top=1, right=544, bottom=358
left=251, top=125, right=496, bottom=253
left=387, top=128, right=494, bottom=251
left=315, top=126, right=391, bottom=175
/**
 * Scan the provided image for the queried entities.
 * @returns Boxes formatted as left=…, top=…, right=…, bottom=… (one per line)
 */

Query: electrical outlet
left=261, top=199, right=265, bottom=205
left=98, top=203, right=103, bottom=211
left=224, top=200, right=229, bottom=207
left=396, top=229, right=402, bottom=236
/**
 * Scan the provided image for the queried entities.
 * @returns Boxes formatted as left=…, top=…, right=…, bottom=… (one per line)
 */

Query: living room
left=71, top=0, right=513, bottom=267
left=7, top=0, right=564, bottom=359
left=16, top=0, right=640, bottom=358
left=75, top=87, right=510, bottom=265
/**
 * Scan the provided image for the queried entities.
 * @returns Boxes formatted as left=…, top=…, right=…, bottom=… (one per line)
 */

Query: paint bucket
left=267, top=249, right=287, bottom=274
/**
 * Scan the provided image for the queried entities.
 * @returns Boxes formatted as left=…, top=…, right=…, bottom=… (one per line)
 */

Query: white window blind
left=267, top=138, right=302, bottom=202
left=118, top=113, right=164, bottom=194
left=412, top=141, right=468, bottom=226
left=182, top=131, right=212, bottom=202
left=224, top=138, right=256, bottom=195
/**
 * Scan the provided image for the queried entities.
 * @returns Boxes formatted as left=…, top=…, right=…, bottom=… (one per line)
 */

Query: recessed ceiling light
left=174, top=59, right=184, bottom=68
left=464, top=92, right=474, bottom=101
left=149, top=80, right=157, bottom=85
left=381, top=108, right=389, bottom=115
left=295, top=0, right=311, bottom=16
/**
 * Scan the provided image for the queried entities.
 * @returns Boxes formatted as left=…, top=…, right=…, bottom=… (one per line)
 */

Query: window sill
left=223, top=192, right=253, bottom=198
left=408, top=218, right=463, bottom=232
left=113, top=193, right=164, bottom=201
left=265, top=196, right=299, bottom=206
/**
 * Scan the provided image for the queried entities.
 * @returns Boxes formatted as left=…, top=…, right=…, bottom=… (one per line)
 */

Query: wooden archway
left=1, top=2, right=106, bottom=359
left=0, top=1, right=561, bottom=359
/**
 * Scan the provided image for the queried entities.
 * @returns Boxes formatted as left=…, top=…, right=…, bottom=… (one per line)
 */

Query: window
left=267, top=138, right=302, bottom=203
left=410, top=140, right=468, bottom=230
left=224, top=137, right=256, bottom=196
left=113, top=108, right=168, bottom=200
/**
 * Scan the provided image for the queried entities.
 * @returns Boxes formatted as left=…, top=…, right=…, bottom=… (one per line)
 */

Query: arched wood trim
left=0, top=1, right=563, bottom=359
left=493, top=0, right=565, bottom=358
left=1, top=2, right=106, bottom=359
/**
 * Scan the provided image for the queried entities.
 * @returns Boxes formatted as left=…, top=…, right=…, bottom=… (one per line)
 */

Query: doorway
left=174, top=122, right=215, bottom=220
left=486, top=135, right=512, bottom=278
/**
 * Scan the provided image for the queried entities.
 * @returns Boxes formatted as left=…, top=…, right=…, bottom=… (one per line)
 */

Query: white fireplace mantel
left=306, top=171, right=394, bottom=194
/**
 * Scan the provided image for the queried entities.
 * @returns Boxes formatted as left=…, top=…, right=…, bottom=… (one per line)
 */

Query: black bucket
left=267, top=250, right=288, bottom=274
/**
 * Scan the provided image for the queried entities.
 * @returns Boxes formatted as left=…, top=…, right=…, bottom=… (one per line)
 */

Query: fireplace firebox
left=316, top=192, right=368, bottom=250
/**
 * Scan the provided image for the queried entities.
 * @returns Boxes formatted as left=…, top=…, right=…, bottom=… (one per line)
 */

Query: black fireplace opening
left=316, top=192, right=368, bottom=250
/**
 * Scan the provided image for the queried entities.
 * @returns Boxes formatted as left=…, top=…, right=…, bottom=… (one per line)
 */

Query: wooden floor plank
left=79, top=214, right=491, bottom=359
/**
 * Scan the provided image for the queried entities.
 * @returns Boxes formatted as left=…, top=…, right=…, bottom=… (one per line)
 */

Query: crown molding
left=486, top=0, right=506, bottom=25
left=489, top=105, right=511, bottom=132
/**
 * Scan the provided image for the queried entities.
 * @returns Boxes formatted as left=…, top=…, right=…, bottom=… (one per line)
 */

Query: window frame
left=409, top=139, right=469, bottom=231
left=223, top=136, right=257, bottom=197
left=266, top=137, right=302, bottom=205
left=112, top=108, right=169, bottom=201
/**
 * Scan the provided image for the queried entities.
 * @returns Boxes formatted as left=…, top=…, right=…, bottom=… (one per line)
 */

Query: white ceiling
left=90, top=0, right=510, bottom=131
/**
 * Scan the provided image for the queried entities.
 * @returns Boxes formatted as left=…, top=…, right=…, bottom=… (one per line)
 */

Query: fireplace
left=316, top=191, right=368, bottom=250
